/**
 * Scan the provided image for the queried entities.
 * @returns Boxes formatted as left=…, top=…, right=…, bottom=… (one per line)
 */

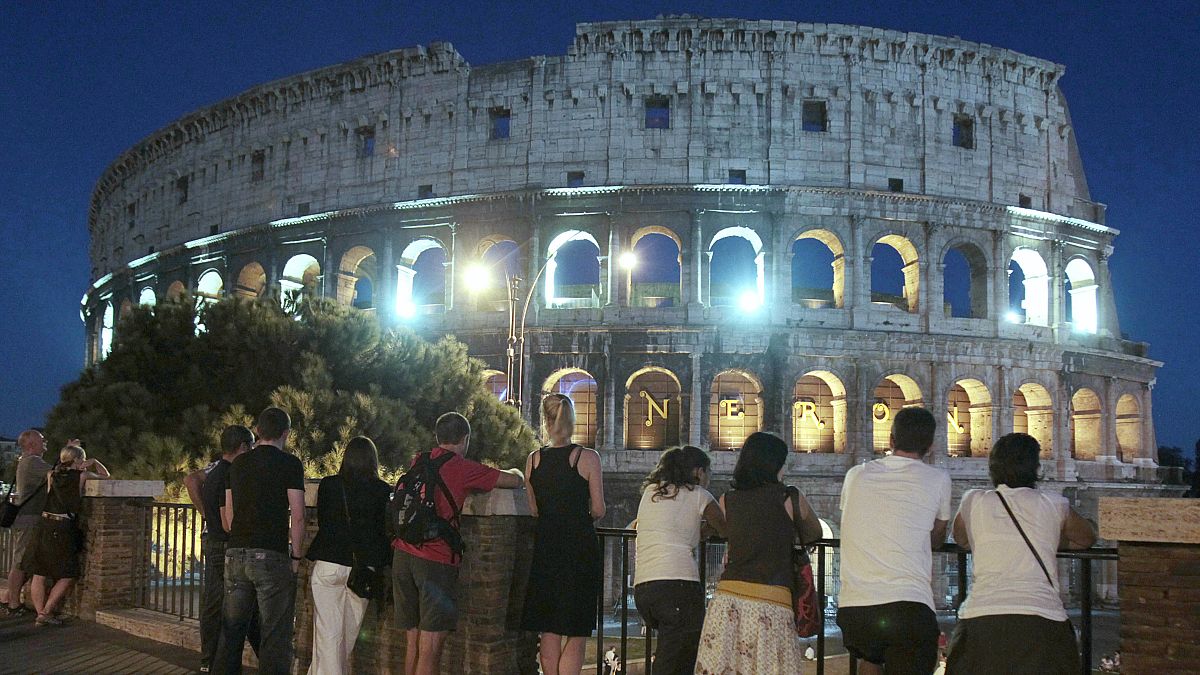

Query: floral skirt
left=695, top=589, right=805, bottom=675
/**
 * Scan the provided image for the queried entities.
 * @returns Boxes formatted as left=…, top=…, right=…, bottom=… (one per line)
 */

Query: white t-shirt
left=633, top=483, right=716, bottom=585
left=838, top=455, right=953, bottom=609
left=956, top=486, right=1069, bottom=621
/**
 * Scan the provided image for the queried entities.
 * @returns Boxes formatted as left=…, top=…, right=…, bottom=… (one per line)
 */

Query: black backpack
left=387, top=452, right=464, bottom=558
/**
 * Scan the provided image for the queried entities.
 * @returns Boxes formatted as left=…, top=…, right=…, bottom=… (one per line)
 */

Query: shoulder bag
left=342, top=480, right=382, bottom=600
left=788, top=486, right=820, bottom=638
left=0, top=475, right=47, bottom=528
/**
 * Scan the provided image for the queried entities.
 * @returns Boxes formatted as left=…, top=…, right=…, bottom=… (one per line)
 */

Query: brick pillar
left=74, top=480, right=164, bottom=620
left=294, top=486, right=537, bottom=675
left=1101, top=497, right=1200, bottom=674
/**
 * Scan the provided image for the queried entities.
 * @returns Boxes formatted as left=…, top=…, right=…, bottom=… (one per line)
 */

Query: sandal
left=35, top=614, right=63, bottom=626
left=3, top=605, right=32, bottom=617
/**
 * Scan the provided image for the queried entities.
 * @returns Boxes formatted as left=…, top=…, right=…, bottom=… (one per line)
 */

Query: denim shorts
left=392, top=549, right=460, bottom=632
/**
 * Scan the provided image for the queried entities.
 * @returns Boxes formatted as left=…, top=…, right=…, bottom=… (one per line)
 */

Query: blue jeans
left=213, top=548, right=295, bottom=675
left=201, top=538, right=260, bottom=672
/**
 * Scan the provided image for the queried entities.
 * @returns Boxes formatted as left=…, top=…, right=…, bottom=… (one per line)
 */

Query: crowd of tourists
left=3, top=397, right=1098, bottom=675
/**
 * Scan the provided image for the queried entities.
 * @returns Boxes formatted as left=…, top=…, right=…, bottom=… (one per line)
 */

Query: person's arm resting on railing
left=1059, top=508, right=1097, bottom=550
left=494, top=467, right=523, bottom=489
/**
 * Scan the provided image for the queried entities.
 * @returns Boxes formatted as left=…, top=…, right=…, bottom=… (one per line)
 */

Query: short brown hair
left=891, top=407, right=936, bottom=456
left=256, top=406, right=291, bottom=441
left=435, top=412, right=470, bottom=445
left=220, top=425, right=254, bottom=455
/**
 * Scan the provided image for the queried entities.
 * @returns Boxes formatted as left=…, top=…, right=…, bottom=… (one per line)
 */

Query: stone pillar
left=1100, top=498, right=1200, bottom=674
left=74, top=480, right=164, bottom=621
left=294, top=488, right=537, bottom=675
left=380, top=237, right=395, bottom=322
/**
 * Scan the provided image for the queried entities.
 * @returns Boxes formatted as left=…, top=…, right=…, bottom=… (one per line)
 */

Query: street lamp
left=465, top=263, right=521, bottom=409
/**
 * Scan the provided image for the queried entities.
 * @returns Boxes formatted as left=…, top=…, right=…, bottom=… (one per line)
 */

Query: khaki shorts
left=392, top=549, right=460, bottom=632
left=10, top=522, right=38, bottom=572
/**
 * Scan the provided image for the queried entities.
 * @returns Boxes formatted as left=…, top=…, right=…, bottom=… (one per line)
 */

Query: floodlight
left=619, top=251, right=638, bottom=269
left=397, top=301, right=417, bottom=320
left=1005, top=311, right=1022, bottom=324
left=464, top=264, right=490, bottom=293
left=738, top=290, right=762, bottom=313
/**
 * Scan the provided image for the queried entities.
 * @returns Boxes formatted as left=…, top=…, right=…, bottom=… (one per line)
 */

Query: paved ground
left=0, top=611, right=204, bottom=675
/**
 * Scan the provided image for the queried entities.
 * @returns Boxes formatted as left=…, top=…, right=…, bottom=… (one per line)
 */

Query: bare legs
left=6, top=566, right=27, bottom=609
left=404, top=629, right=448, bottom=675
left=857, top=661, right=884, bottom=675
left=538, top=633, right=586, bottom=675
left=30, top=575, right=73, bottom=620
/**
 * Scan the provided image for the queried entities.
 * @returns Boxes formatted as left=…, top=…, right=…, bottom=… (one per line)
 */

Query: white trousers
left=308, top=560, right=369, bottom=675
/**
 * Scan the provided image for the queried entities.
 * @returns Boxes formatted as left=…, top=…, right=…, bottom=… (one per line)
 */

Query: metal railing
left=132, top=502, right=205, bottom=620
left=595, top=528, right=1117, bottom=675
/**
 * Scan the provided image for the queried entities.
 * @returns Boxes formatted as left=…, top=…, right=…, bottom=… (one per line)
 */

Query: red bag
left=788, top=487, right=820, bottom=638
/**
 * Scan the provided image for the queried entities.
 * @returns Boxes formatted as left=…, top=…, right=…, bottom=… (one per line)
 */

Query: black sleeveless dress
left=521, top=445, right=601, bottom=636
left=22, top=469, right=84, bottom=579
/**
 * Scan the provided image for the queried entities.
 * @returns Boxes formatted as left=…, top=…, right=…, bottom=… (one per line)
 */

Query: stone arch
left=1070, top=388, right=1103, bottom=460
left=543, top=368, right=599, bottom=448
left=708, top=226, right=765, bottom=309
left=235, top=262, right=267, bottom=298
left=337, top=245, right=377, bottom=309
left=166, top=280, right=186, bottom=300
left=1013, top=382, right=1054, bottom=458
left=397, top=238, right=447, bottom=318
left=1064, top=257, right=1098, bottom=334
left=1009, top=247, right=1049, bottom=326
left=870, top=234, right=920, bottom=313
left=710, top=369, right=763, bottom=451
left=947, top=379, right=993, bottom=457
left=629, top=226, right=682, bottom=308
left=624, top=366, right=682, bottom=450
left=545, top=230, right=602, bottom=309
left=196, top=269, right=223, bottom=299
left=791, top=228, right=845, bottom=309
left=482, top=369, right=509, bottom=402
left=792, top=370, right=847, bottom=453
left=871, top=374, right=924, bottom=454
left=138, top=286, right=156, bottom=307
left=941, top=240, right=989, bottom=319
left=281, top=254, right=321, bottom=310
left=1115, top=393, right=1142, bottom=462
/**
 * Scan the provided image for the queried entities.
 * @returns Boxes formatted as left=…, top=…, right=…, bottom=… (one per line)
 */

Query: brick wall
left=1115, top=542, right=1200, bottom=674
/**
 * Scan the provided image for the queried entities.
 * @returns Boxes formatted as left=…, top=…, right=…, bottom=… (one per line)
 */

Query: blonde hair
left=58, top=444, right=85, bottom=467
left=541, top=393, right=577, bottom=443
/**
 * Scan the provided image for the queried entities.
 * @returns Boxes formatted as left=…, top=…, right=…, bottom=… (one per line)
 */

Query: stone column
left=1100, top=498, right=1200, bottom=674
left=73, top=480, right=165, bottom=621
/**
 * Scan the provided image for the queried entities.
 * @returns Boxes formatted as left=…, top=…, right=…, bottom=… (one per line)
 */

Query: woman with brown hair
left=521, top=393, right=606, bottom=675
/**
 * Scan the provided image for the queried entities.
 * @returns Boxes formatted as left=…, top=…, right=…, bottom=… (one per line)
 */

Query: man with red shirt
left=393, top=412, right=524, bottom=675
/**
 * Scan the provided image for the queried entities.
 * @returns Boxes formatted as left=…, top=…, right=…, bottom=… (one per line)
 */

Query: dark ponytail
left=642, top=446, right=711, bottom=502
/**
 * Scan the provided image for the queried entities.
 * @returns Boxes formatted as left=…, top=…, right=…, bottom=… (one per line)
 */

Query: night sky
left=1, top=1, right=1196, bottom=451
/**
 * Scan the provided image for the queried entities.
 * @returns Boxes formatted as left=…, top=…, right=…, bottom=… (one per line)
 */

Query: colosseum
left=82, top=17, right=1172, bottom=580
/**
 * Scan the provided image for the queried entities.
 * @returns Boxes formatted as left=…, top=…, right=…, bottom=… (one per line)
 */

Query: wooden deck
left=0, top=611, right=202, bottom=675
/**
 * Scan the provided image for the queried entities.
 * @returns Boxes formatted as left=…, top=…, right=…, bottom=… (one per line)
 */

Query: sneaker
left=3, top=605, right=32, bottom=617
left=35, top=614, right=63, bottom=627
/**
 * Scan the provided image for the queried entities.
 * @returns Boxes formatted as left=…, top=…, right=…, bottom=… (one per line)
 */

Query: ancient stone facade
left=82, top=19, right=1168, bottom=518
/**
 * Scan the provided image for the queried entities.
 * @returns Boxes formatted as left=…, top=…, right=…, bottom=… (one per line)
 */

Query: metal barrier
left=0, top=526, right=12, bottom=576
left=596, top=529, right=1117, bottom=675
left=132, top=502, right=205, bottom=620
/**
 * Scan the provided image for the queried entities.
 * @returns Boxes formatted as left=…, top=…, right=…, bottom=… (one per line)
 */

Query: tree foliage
left=45, top=296, right=536, bottom=488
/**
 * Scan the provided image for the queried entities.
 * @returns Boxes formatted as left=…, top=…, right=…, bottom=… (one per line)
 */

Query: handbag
left=788, top=486, right=820, bottom=638
left=995, top=490, right=1074, bottom=633
left=0, top=476, right=47, bottom=528
left=341, top=480, right=381, bottom=600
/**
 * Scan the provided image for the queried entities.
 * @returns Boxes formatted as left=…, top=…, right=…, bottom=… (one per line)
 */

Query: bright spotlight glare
left=619, top=251, right=638, bottom=269
left=738, top=290, right=762, bottom=313
left=398, top=301, right=417, bottom=320
left=1005, top=311, right=1022, bottom=324
left=465, top=264, right=490, bottom=293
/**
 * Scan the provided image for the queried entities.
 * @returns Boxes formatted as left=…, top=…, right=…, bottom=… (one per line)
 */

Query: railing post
left=596, top=534, right=605, bottom=675
left=816, top=540, right=826, bottom=675
left=1080, top=557, right=1092, bottom=675
left=955, top=548, right=968, bottom=609
left=620, top=534, right=630, bottom=673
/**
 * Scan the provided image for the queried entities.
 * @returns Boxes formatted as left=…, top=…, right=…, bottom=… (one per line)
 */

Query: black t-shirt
left=200, top=458, right=231, bottom=542
left=225, top=444, right=306, bottom=554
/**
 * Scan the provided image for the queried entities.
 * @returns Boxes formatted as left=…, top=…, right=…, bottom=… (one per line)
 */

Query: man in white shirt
left=836, top=407, right=951, bottom=675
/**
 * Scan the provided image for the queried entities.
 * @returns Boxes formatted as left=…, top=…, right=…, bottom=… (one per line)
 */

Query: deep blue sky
left=1, top=1, right=1196, bottom=450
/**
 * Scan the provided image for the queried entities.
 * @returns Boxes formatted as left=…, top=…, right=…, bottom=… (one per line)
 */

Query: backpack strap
left=428, top=452, right=460, bottom=521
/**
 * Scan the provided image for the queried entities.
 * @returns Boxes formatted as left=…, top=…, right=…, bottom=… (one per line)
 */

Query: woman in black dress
left=22, top=442, right=110, bottom=626
left=522, top=393, right=606, bottom=675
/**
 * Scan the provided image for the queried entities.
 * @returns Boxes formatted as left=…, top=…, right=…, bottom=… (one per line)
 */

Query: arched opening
left=396, top=239, right=446, bottom=318
left=709, top=370, right=763, bottom=450
left=196, top=269, right=223, bottom=299
left=1064, top=258, right=1098, bottom=334
left=872, top=374, right=924, bottom=453
left=943, top=243, right=988, bottom=318
left=1070, top=388, right=1102, bottom=460
left=469, top=238, right=522, bottom=309
left=1008, top=248, right=1049, bottom=326
left=624, top=367, right=682, bottom=450
left=791, top=229, right=844, bottom=309
left=629, top=228, right=682, bottom=308
left=99, top=302, right=115, bottom=359
left=792, top=370, right=847, bottom=453
left=871, top=235, right=919, bottom=313
left=1115, top=394, right=1142, bottom=462
left=235, top=262, right=267, bottom=299
left=337, top=246, right=377, bottom=310
left=947, top=379, right=993, bottom=457
left=543, top=369, right=599, bottom=448
left=281, top=254, right=321, bottom=310
left=166, top=280, right=186, bottom=301
left=138, top=286, right=156, bottom=307
left=1013, top=383, right=1054, bottom=458
left=708, top=227, right=764, bottom=309
left=482, top=370, right=509, bottom=402
left=545, top=230, right=601, bottom=309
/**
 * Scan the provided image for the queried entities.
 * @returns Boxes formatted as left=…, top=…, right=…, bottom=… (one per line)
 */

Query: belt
left=41, top=512, right=72, bottom=521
